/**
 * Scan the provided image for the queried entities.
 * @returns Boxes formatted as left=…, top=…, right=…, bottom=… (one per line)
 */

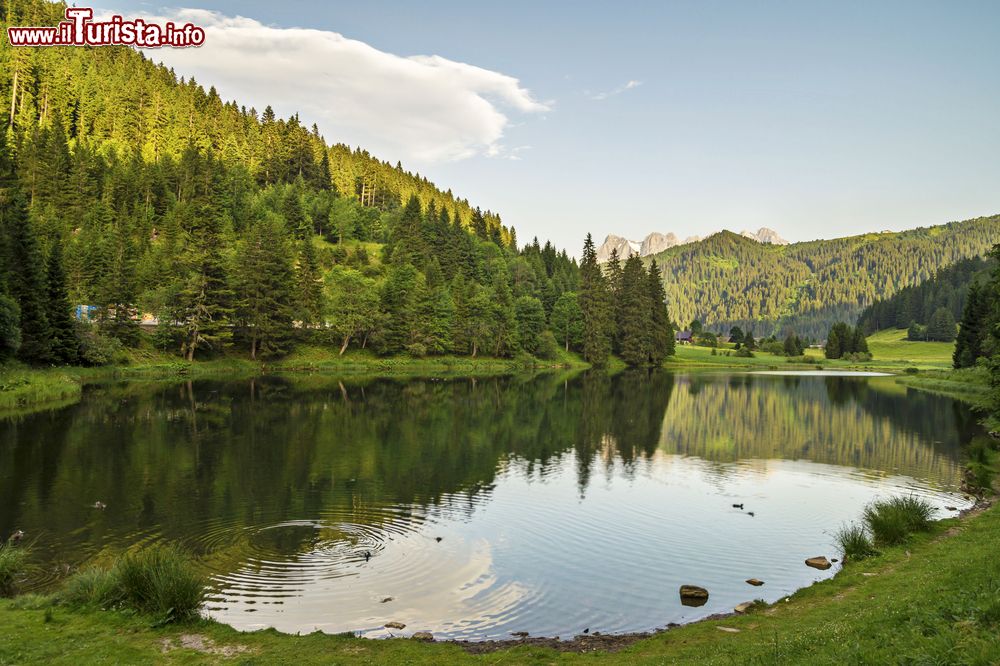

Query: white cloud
left=132, top=9, right=549, bottom=164
left=587, top=79, right=643, bottom=101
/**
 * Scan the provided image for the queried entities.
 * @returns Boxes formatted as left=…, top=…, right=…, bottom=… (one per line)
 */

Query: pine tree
left=926, top=307, right=957, bottom=342
left=171, top=203, right=234, bottom=361
left=234, top=216, right=295, bottom=360
left=619, top=254, right=652, bottom=366
left=0, top=296, right=21, bottom=360
left=646, top=260, right=674, bottom=364
left=551, top=292, right=583, bottom=352
left=45, top=238, right=79, bottom=363
left=294, top=236, right=324, bottom=328
left=605, top=248, right=624, bottom=353
left=578, top=234, right=612, bottom=366
left=515, top=295, right=546, bottom=354
left=954, top=282, right=988, bottom=368
left=4, top=193, right=52, bottom=364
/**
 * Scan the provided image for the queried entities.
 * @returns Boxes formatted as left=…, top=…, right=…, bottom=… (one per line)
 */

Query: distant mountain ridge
left=596, top=227, right=787, bottom=262
left=637, top=216, right=1000, bottom=339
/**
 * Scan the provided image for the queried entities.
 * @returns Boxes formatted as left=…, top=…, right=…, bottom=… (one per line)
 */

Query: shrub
left=863, top=496, right=935, bottom=546
left=535, top=330, right=560, bottom=360
left=61, top=567, right=123, bottom=609
left=77, top=324, right=127, bottom=366
left=114, top=544, right=205, bottom=620
left=404, top=342, right=427, bottom=358
left=0, top=543, right=29, bottom=596
left=904, top=366, right=920, bottom=374
left=63, top=544, right=204, bottom=622
left=761, top=341, right=784, bottom=355
left=835, top=523, right=879, bottom=561
left=735, top=346, right=754, bottom=358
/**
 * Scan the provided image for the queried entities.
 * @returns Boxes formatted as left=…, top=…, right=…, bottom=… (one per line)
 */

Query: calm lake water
left=0, top=370, right=979, bottom=640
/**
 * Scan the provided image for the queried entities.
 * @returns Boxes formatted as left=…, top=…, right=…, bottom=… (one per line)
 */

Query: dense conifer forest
left=2, top=0, right=645, bottom=366
left=647, top=222, right=1000, bottom=339
left=2, top=0, right=999, bottom=370
left=857, top=255, right=996, bottom=335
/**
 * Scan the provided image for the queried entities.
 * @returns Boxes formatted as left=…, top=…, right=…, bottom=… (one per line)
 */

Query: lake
left=0, top=370, right=978, bottom=640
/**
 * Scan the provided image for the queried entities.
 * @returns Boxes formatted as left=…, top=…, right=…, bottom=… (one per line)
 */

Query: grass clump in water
left=61, top=544, right=204, bottom=622
left=863, top=495, right=935, bottom=546
left=835, top=523, right=879, bottom=561
left=0, top=543, right=29, bottom=596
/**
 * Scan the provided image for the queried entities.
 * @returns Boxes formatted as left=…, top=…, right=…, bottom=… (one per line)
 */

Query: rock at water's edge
left=411, top=631, right=433, bottom=641
left=805, top=556, right=832, bottom=570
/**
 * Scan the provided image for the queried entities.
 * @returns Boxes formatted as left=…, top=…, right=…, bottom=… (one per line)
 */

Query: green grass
left=3, top=503, right=1000, bottom=663
left=0, top=367, right=82, bottom=415
left=865, top=328, right=955, bottom=368
left=0, top=544, right=29, bottom=597
left=862, top=495, right=935, bottom=546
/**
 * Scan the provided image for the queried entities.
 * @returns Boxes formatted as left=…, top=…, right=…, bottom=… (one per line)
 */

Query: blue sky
left=104, top=1, right=1000, bottom=254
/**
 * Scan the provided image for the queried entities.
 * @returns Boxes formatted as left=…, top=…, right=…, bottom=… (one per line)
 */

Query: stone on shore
left=805, top=556, right=832, bottom=570
left=410, top=631, right=433, bottom=641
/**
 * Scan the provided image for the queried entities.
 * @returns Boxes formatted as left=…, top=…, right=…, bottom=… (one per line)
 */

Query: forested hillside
left=857, top=256, right=997, bottom=334
left=0, top=0, right=598, bottom=365
left=648, top=220, right=1000, bottom=339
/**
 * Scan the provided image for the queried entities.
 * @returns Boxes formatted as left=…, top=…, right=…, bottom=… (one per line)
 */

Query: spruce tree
left=926, top=307, right=957, bottom=342
left=4, top=195, right=52, bottom=364
left=295, top=236, right=324, bottom=328
left=46, top=238, right=79, bottom=364
left=0, top=296, right=20, bottom=361
left=551, top=292, right=583, bottom=352
left=619, top=254, right=652, bottom=366
left=646, top=260, right=674, bottom=364
left=515, top=295, right=546, bottom=354
left=578, top=234, right=612, bottom=366
left=954, top=282, right=988, bottom=368
left=234, top=216, right=295, bottom=359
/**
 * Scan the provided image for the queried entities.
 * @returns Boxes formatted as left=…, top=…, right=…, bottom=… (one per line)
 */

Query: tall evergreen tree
left=4, top=192, right=52, bottom=363
left=954, top=282, right=989, bottom=368
left=646, top=260, right=675, bottom=364
left=45, top=238, right=79, bottom=364
left=234, top=216, right=295, bottom=360
left=294, top=236, right=324, bottom=328
left=926, top=307, right=957, bottom=342
left=578, top=234, right=612, bottom=366
left=619, top=254, right=652, bottom=366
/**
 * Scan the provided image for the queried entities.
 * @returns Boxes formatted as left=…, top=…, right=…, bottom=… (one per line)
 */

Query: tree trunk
left=339, top=336, right=350, bottom=356
left=9, top=69, right=17, bottom=127
left=472, top=341, right=478, bottom=357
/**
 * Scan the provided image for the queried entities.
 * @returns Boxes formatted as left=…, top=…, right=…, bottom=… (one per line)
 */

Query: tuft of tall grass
left=114, top=544, right=205, bottom=620
left=60, top=544, right=204, bottom=622
left=835, top=523, right=879, bottom=561
left=60, top=567, right=123, bottom=609
left=863, top=495, right=935, bottom=546
left=0, top=543, right=30, bottom=596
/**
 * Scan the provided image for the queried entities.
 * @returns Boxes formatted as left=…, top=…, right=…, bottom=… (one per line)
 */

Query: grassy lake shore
left=2, top=330, right=998, bottom=664
left=0, top=328, right=981, bottom=417
left=2, top=498, right=998, bottom=664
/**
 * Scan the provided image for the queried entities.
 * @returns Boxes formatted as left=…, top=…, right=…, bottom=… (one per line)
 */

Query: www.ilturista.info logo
left=7, top=7, right=205, bottom=47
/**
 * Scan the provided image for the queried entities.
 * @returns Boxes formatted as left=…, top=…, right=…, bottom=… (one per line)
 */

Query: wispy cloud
left=132, top=9, right=549, bottom=164
left=587, top=79, right=643, bottom=101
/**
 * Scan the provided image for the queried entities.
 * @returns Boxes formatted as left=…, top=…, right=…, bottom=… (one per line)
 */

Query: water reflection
left=0, top=370, right=977, bottom=639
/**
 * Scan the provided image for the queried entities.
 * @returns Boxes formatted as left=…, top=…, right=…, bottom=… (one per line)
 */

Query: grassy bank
left=0, top=328, right=975, bottom=417
left=2, top=499, right=998, bottom=664
left=0, top=344, right=592, bottom=417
